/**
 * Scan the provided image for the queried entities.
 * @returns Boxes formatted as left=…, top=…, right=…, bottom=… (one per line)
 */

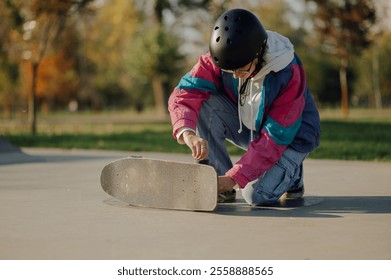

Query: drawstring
left=239, top=77, right=251, bottom=106
left=237, top=75, right=253, bottom=134
left=237, top=71, right=258, bottom=139
left=236, top=53, right=264, bottom=137
left=237, top=79, right=243, bottom=134
left=237, top=76, right=255, bottom=142
left=249, top=78, right=254, bottom=142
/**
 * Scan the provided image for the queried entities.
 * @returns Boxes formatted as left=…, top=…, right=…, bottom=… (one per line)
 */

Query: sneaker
left=218, top=189, right=236, bottom=203
left=197, top=159, right=209, bottom=165
left=286, top=185, right=305, bottom=199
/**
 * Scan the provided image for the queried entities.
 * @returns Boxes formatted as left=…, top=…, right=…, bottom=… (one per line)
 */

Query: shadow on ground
left=214, top=196, right=391, bottom=218
left=103, top=195, right=391, bottom=218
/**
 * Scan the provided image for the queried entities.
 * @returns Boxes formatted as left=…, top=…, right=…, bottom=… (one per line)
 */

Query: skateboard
left=100, top=157, right=218, bottom=211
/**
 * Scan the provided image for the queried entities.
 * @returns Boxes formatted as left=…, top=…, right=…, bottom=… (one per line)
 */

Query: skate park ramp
left=0, top=138, right=44, bottom=165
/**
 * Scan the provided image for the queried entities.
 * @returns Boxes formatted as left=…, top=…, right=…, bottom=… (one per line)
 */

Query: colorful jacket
left=168, top=31, right=320, bottom=188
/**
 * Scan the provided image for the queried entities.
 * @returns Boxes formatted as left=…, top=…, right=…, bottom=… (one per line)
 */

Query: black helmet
left=209, top=9, right=268, bottom=70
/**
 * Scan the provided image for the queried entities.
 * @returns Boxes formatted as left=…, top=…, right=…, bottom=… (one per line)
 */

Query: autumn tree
left=35, top=28, right=80, bottom=111
left=305, top=0, right=376, bottom=117
left=3, top=0, right=92, bottom=134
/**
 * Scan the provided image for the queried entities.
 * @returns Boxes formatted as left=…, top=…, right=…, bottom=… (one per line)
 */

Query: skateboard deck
left=100, top=157, right=218, bottom=211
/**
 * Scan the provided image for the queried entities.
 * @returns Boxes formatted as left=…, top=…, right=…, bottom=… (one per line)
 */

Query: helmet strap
left=255, top=40, right=268, bottom=72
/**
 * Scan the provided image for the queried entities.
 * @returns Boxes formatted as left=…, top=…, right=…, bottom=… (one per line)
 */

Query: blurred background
left=0, top=0, right=390, bottom=161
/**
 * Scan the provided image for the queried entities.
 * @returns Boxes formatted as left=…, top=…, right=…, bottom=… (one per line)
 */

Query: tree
left=126, top=26, right=185, bottom=112
left=124, top=0, right=215, bottom=115
left=0, top=1, right=22, bottom=119
left=152, top=0, right=213, bottom=115
left=3, top=0, right=92, bottom=134
left=305, top=0, right=376, bottom=116
left=368, top=0, right=391, bottom=109
left=78, top=0, right=140, bottom=110
left=353, top=32, right=391, bottom=107
left=35, top=28, right=80, bottom=111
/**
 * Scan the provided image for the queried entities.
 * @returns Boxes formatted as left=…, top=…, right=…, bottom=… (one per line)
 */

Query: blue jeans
left=197, top=93, right=307, bottom=205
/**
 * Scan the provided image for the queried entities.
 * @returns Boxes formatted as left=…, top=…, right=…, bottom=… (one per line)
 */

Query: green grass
left=4, top=129, right=189, bottom=153
left=310, top=120, right=391, bottom=161
left=1, top=109, right=391, bottom=161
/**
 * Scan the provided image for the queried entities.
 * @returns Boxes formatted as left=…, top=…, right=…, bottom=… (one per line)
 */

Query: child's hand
left=182, top=131, right=209, bottom=160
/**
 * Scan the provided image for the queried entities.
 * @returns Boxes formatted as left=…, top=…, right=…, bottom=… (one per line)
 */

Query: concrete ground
left=0, top=147, right=390, bottom=260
